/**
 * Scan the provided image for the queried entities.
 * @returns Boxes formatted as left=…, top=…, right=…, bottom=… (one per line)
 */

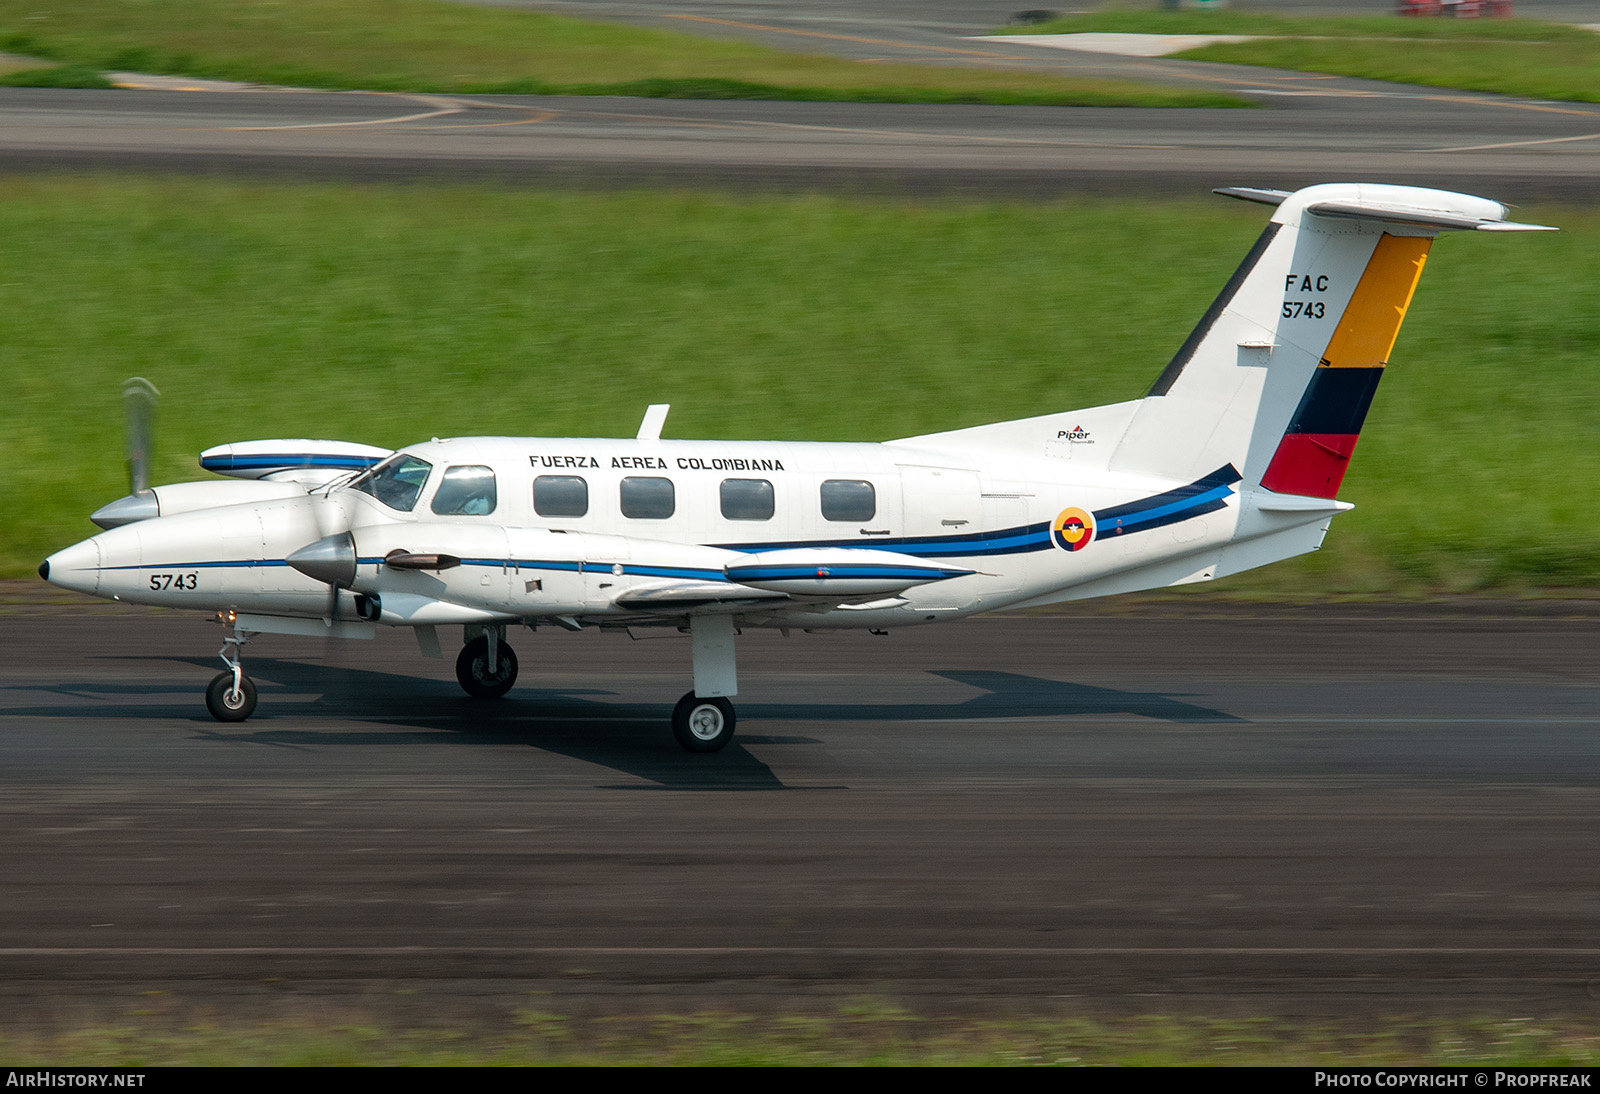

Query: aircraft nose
left=40, top=538, right=101, bottom=595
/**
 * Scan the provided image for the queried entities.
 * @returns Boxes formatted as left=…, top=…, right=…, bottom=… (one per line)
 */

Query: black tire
left=205, top=671, right=257, bottom=722
left=671, top=692, right=736, bottom=753
left=455, top=636, right=518, bottom=699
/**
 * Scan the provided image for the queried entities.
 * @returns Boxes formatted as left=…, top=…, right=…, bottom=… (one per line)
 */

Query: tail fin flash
left=1257, top=232, right=1428, bottom=497
left=1109, top=184, right=1553, bottom=496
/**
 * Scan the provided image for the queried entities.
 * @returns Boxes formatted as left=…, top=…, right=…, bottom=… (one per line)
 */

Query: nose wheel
left=205, top=629, right=258, bottom=722
left=206, top=671, right=258, bottom=721
left=456, top=633, right=518, bottom=698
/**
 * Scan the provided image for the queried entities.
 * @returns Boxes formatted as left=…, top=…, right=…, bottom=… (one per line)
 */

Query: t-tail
left=1107, top=183, right=1553, bottom=496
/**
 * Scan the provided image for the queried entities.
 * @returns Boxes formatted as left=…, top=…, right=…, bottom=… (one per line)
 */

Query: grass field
left=3, top=1012, right=1596, bottom=1066
left=999, top=11, right=1600, bottom=104
left=0, top=0, right=1243, bottom=107
left=4, top=176, right=1595, bottom=597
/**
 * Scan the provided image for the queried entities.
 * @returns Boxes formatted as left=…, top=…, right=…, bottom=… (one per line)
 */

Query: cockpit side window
left=347, top=454, right=434, bottom=513
left=431, top=465, right=498, bottom=516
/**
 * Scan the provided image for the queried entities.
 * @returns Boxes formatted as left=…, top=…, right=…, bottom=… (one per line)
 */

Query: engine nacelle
left=199, top=439, right=391, bottom=482
left=90, top=479, right=312, bottom=529
left=724, top=548, right=974, bottom=596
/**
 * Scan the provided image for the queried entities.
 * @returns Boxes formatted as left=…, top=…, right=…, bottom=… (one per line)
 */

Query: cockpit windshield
left=345, top=454, right=434, bottom=512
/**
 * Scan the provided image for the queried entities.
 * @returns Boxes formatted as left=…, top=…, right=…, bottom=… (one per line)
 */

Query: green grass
left=0, top=63, right=113, bottom=88
left=1179, top=34, right=1600, bottom=104
left=4, top=176, right=1595, bottom=597
left=0, top=0, right=1244, bottom=107
left=997, top=10, right=1600, bottom=104
left=2, top=1012, right=1596, bottom=1065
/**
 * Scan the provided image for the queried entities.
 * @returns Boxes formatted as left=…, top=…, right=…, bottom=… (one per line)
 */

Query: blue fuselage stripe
left=727, top=565, right=970, bottom=582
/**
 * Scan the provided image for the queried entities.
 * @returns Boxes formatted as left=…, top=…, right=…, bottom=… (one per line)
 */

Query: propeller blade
left=122, top=377, right=159, bottom=496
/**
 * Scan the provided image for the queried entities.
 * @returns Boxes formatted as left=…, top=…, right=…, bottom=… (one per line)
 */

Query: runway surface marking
left=660, top=13, right=1059, bottom=62
left=1248, top=86, right=1600, bottom=117
left=1424, top=131, right=1600, bottom=153
left=216, top=94, right=465, bottom=131
left=989, top=33, right=1261, bottom=58
left=455, top=103, right=1193, bottom=151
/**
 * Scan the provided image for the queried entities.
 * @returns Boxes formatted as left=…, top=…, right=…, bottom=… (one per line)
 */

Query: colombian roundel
left=1051, top=507, right=1094, bottom=552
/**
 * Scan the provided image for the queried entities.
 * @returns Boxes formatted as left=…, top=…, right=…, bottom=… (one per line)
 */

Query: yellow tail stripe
left=1321, top=234, right=1432, bottom=369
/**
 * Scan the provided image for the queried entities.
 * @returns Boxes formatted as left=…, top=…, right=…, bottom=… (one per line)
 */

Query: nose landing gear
left=205, top=628, right=258, bottom=722
left=455, top=626, right=518, bottom=699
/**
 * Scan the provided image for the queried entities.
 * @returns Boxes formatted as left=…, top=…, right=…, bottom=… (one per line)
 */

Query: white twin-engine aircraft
left=40, top=184, right=1552, bottom=751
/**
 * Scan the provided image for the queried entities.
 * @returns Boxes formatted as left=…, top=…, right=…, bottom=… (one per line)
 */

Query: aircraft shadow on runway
left=6, top=656, right=1238, bottom=789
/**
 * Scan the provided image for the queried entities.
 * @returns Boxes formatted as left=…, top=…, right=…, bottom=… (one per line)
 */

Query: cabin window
left=821, top=479, right=875, bottom=522
left=431, top=465, right=498, bottom=516
left=620, top=476, right=675, bottom=520
left=534, top=475, right=588, bottom=518
left=347, top=454, right=433, bottom=513
left=720, top=478, right=774, bottom=521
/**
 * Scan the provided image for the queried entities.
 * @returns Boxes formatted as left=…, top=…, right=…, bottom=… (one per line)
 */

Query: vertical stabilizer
left=1108, top=184, right=1552, bottom=495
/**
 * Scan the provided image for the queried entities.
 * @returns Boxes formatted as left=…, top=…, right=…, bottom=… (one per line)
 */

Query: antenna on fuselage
left=122, top=377, right=160, bottom=497
left=637, top=404, right=670, bottom=441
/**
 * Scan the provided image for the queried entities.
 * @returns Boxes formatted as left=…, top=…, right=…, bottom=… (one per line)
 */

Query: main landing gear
left=450, top=616, right=744, bottom=754
left=205, top=627, right=258, bottom=722
left=672, top=614, right=739, bottom=754
left=672, top=692, right=736, bottom=752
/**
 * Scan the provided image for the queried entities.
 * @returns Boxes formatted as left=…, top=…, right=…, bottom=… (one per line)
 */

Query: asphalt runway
left=6, top=82, right=1600, bottom=202
left=7, top=0, right=1600, bottom=204
left=3, top=602, right=1597, bottom=1022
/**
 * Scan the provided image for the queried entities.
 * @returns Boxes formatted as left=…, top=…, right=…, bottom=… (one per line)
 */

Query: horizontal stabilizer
left=1214, top=186, right=1291, bottom=207
left=1215, top=187, right=1555, bottom=232
left=1303, top=199, right=1555, bottom=234
left=1249, top=492, right=1354, bottom=514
